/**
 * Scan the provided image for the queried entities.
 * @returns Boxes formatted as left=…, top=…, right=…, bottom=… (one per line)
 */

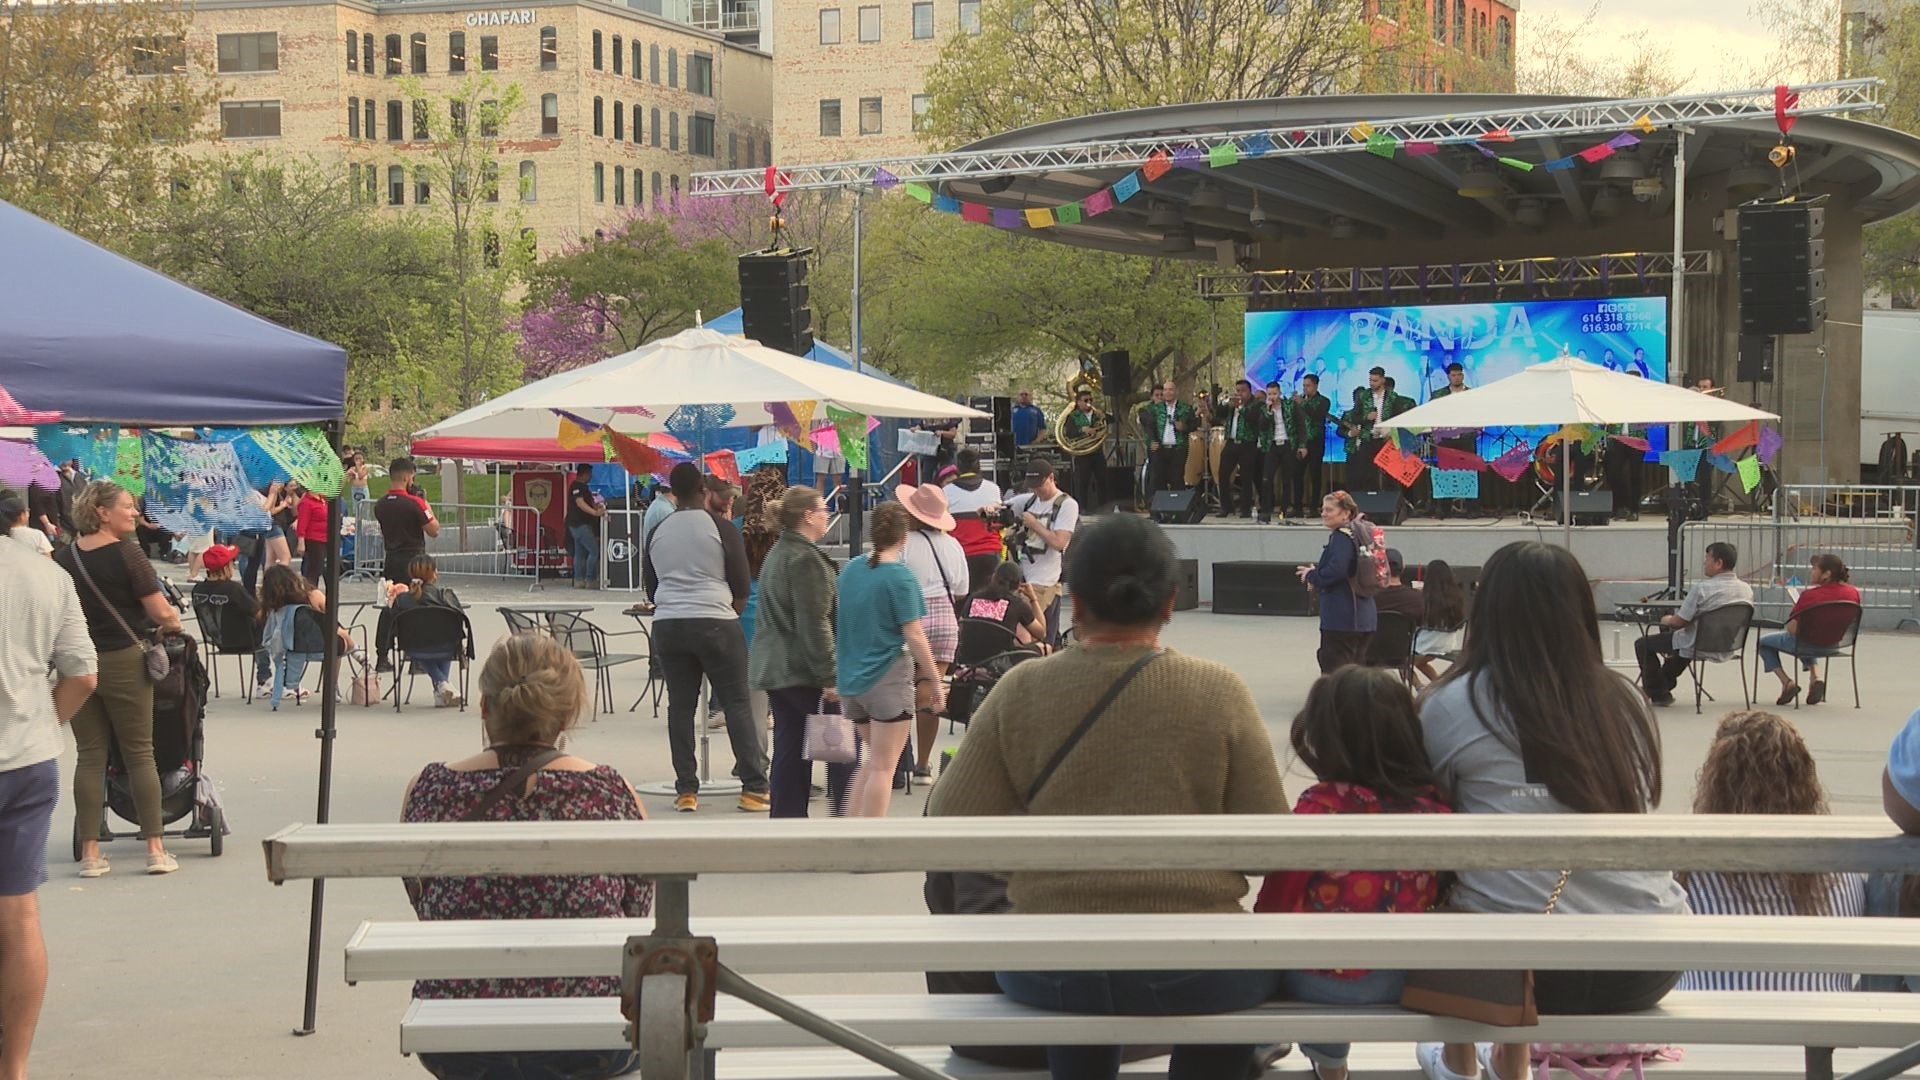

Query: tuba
left=1053, top=365, right=1108, bottom=456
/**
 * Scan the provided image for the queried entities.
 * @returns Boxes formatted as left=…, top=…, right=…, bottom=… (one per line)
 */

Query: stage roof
left=937, top=94, right=1920, bottom=261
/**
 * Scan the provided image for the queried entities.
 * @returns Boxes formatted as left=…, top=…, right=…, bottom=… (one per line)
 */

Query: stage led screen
left=1244, top=296, right=1669, bottom=462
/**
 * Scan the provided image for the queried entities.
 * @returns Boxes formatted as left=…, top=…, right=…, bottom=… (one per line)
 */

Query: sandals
left=1807, top=679, right=1828, bottom=705
left=1777, top=683, right=1801, bottom=706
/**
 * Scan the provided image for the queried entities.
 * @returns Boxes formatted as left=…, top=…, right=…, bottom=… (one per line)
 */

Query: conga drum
left=1185, top=428, right=1223, bottom=487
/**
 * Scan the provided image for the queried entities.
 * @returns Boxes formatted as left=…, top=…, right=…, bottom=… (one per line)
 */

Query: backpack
left=1347, top=516, right=1390, bottom=598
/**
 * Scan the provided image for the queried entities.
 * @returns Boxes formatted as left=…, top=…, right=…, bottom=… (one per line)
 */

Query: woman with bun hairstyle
left=388, top=554, right=468, bottom=708
left=1298, top=490, right=1377, bottom=673
left=402, top=633, right=652, bottom=1080
left=930, top=514, right=1289, bottom=1080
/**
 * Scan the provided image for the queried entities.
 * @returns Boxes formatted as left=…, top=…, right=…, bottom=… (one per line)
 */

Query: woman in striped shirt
left=1679, top=710, right=1866, bottom=992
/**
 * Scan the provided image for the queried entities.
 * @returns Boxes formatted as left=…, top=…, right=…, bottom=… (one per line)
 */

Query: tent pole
left=1563, top=436, right=1573, bottom=550
left=847, top=185, right=866, bottom=557
left=1668, top=126, right=1689, bottom=461
left=294, top=417, right=347, bottom=1036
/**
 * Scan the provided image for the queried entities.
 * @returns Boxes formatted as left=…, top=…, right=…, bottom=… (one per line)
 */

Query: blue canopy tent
left=0, top=199, right=349, bottom=1034
left=0, top=200, right=346, bottom=424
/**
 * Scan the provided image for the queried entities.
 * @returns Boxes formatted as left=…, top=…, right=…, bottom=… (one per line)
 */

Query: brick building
left=171, top=0, right=773, bottom=252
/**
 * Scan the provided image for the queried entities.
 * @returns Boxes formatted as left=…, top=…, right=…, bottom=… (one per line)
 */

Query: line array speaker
left=738, top=248, right=814, bottom=357
left=1738, top=200, right=1826, bottom=336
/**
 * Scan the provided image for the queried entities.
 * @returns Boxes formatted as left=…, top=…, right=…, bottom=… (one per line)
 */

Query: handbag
left=348, top=655, right=383, bottom=707
left=804, top=694, right=857, bottom=764
left=405, top=747, right=566, bottom=905
left=1399, top=868, right=1572, bottom=1028
left=68, top=541, right=172, bottom=681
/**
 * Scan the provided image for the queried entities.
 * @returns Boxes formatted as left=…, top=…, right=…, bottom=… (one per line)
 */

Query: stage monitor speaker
left=991, top=395, right=1012, bottom=434
left=1098, top=349, right=1132, bottom=390
left=1554, top=489, right=1614, bottom=526
left=1213, top=561, right=1312, bottom=616
left=1350, top=490, right=1403, bottom=526
left=1150, top=488, right=1207, bottom=525
left=1175, top=558, right=1199, bottom=611
left=738, top=248, right=815, bottom=356
left=1737, top=333, right=1775, bottom=383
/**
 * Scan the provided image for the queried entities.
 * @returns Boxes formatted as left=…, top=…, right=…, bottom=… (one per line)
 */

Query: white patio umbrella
left=1373, top=356, right=1778, bottom=547
left=415, top=327, right=985, bottom=444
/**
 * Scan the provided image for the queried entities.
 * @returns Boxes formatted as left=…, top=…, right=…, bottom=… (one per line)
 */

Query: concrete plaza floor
left=27, top=576, right=1920, bottom=1079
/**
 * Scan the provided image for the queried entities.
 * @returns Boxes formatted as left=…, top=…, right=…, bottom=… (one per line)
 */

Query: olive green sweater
left=927, top=643, right=1288, bottom=914
left=748, top=530, right=837, bottom=691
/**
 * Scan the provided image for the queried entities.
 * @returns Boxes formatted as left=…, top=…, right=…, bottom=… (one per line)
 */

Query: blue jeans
left=254, top=648, right=272, bottom=686
left=995, top=968, right=1280, bottom=1080
left=569, top=523, right=600, bottom=584
left=1281, top=968, right=1405, bottom=1068
left=271, top=652, right=310, bottom=708
left=1757, top=630, right=1840, bottom=674
left=408, top=645, right=456, bottom=687
left=417, top=1049, right=640, bottom=1079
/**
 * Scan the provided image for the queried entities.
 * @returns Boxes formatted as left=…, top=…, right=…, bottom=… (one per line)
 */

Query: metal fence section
left=1678, top=508, right=1918, bottom=624
left=349, top=498, right=571, bottom=584
left=1777, top=484, right=1920, bottom=523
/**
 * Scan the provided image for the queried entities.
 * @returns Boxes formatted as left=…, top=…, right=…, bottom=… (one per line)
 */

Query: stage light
left=1159, top=226, right=1196, bottom=253
left=1600, top=154, right=1647, bottom=182
left=1187, top=181, right=1224, bottom=211
left=1591, top=185, right=1626, bottom=218
left=1514, top=198, right=1546, bottom=228
left=1456, top=165, right=1504, bottom=198
left=1146, top=201, right=1183, bottom=229
left=1727, top=164, right=1776, bottom=198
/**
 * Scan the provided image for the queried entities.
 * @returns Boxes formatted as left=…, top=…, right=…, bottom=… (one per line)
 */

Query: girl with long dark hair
left=1416, top=541, right=1685, bottom=1080
left=1411, top=560, right=1466, bottom=687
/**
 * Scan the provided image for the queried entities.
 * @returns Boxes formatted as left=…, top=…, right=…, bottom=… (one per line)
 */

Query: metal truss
left=689, top=79, right=1881, bottom=197
left=1199, top=251, right=1717, bottom=302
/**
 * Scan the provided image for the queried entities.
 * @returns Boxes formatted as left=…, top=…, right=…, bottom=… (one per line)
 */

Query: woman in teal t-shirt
left=835, top=503, right=943, bottom=819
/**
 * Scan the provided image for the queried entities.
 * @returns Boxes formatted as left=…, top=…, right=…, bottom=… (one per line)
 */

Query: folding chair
left=1683, top=601, right=1755, bottom=715
left=190, top=592, right=264, bottom=703
left=1751, top=600, right=1864, bottom=710
left=1365, top=610, right=1419, bottom=686
left=547, top=610, right=646, bottom=716
left=389, top=606, right=475, bottom=712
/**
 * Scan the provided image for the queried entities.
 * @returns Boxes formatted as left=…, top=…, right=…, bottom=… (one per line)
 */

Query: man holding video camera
left=998, top=459, right=1078, bottom=644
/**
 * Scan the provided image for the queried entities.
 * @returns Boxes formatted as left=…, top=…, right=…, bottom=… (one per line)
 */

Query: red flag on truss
left=1775, top=85, right=1800, bottom=135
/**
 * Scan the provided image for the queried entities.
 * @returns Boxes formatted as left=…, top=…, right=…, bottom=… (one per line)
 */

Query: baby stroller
left=945, top=618, right=1045, bottom=732
left=73, top=633, right=228, bottom=860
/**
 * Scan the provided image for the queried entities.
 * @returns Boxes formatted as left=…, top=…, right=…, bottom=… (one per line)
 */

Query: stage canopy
left=0, top=200, right=347, bottom=426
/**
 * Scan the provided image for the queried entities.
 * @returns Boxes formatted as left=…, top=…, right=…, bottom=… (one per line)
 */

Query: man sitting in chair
left=1635, top=541, right=1753, bottom=707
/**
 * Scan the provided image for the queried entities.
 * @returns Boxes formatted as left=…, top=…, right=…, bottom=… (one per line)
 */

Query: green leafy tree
left=0, top=0, right=216, bottom=240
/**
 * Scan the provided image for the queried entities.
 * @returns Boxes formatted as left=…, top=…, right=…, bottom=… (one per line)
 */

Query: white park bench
left=264, top=815, right=1920, bottom=1080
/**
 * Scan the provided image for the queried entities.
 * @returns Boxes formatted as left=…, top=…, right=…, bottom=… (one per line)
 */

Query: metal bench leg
left=1841, top=1039, right=1920, bottom=1080
left=1806, top=1045, right=1835, bottom=1080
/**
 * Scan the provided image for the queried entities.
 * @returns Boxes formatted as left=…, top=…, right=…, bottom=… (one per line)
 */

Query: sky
left=1518, top=0, right=1797, bottom=91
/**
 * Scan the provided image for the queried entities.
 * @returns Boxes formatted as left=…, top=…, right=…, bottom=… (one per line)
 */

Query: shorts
left=185, top=529, right=217, bottom=555
left=922, top=592, right=959, bottom=665
left=0, top=760, right=60, bottom=895
left=844, top=654, right=914, bottom=724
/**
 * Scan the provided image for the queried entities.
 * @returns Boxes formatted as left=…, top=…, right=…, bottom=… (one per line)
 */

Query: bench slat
left=263, top=815, right=1920, bottom=883
left=347, top=913, right=1920, bottom=983
left=397, top=992, right=1920, bottom=1055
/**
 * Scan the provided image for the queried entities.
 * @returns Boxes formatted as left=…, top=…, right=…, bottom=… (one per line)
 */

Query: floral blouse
left=1254, top=780, right=1453, bottom=978
left=402, top=762, right=653, bottom=1000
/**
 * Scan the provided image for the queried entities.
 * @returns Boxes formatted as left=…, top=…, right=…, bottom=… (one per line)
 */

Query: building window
left=219, top=100, right=281, bottom=138
left=592, top=30, right=603, bottom=70
left=410, top=32, right=427, bottom=73
left=346, top=30, right=358, bottom=72
left=540, top=26, right=558, bottom=69
left=858, top=96, right=881, bottom=135
left=667, top=48, right=678, bottom=87
left=669, top=112, right=679, bottom=150
left=413, top=99, right=429, bottom=140
left=728, top=132, right=738, bottom=168
left=912, top=93, right=931, bottom=130
left=689, top=113, right=715, bottom=156
left=450, top=100, right=467, bottom=137
left=416, top=169, right=431, bottom=203
left=1496, top=15, right=1512, bottom=63
left=614, top=165, right=625, bottom=206
left=520, top=160, right=536, bottom=201
left=593, top=97, right=604, bottom=136
left=649, top=43, right=660, bottom=83
left=1433, top=0, right=1446, bottom=41
left=362, top=34, right=374, bottom=75
left=365, top=164, right=378, bottom=202
left=689, top=52, right=713, bottom=96
left=613, top=102, right=625, bottom=140
left=484, top=231, right=500, bottom=268
left=631, top=101, right=642, bottom=143
left=388, top=99, right=403, bottom=141
left=858, top=6, right=880, bottom=41
left=1452, top=0, right=1465, bottom=45
left=348, top=163, right=362, bottom=202
left=347, top=97, right=359, bottom=138
left=819, top=8, right=841, bottom=43
left=388, top=165, right=405, bottom=205
left=594, top=162, right=605, bottom=203
left=541, top=93, right=559, bottom=135
left=613, top=35, right=623, bottom=74
left=652, top=171, right=661, bottom=203
left=364, top=99, right=375, bottom=140
left=651, top=107, right=661, bottom=146
left=483, top=160, right=500, bottom=202
left=819, top=98, right=841, bottom=137
left=912, top=1, right=933, bottom=38
left=958, top=0, right=980, bottom=34
left=481, top=99, right=499, bottom=138
left=631, top=41, right=642, bottom=79
left=449, top=31, right=466, bottom=72
left=520, top=228, right=537, bottom=255
left=670, top=174, right=679, bottom=204
left=217, top=32, right=278, bottom=73
left=481, top=36, right=498, bottom=71
left=385, top=34, right=402, bottom=75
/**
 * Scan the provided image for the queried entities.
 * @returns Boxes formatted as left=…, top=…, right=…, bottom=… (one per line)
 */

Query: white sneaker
left=1415, top=1043, right=1480, bottom=1080
left=436, top=688, right=463, bottom=709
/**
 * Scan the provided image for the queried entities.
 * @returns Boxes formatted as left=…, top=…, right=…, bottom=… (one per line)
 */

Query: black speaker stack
left=1737, top=332, right=1774, bottom=383
left=1737, top=197, right=1825, bottom=340
left=738, top=248, right=814, bottom=357
left=1097, top=349, right=1132, bottom=390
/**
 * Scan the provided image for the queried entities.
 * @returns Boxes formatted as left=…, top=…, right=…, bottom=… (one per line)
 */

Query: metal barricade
left=1678, top=511, right=1918, bottom=622
left=1778, top=483, right=1920, bottom=524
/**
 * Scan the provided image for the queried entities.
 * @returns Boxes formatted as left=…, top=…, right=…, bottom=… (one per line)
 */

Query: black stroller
left=944, top=618, right=1045, bottom=732
left=74, top=633, right=228, bottom=860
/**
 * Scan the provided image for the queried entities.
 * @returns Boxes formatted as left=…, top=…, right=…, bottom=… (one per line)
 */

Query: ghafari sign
left=465, top=9, right=535, bottom=26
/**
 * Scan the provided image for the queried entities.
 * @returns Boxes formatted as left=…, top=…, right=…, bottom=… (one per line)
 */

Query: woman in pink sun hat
left=895, top=482, right=967, bottom=780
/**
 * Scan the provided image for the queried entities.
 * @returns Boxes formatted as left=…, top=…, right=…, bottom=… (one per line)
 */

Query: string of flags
left=865, top=112, right=1664, bottom=233
left=556, top=403, right=883, bottom=479
left=1376, top=420, right=1782, bottom=497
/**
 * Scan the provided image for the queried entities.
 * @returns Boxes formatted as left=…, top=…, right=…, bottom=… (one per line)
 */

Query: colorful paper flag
left=1171, top=146, right=1203, bottom=170
left=1240, top=132, right=1276, bottom=157
left=873, top=167, right=901, bottom=190
left=1347, top=121, right=1376, bottom=141
left=606, top=430, right=669, bottom=477
left=1659, top=448, right=1705, bottom=482
left=1207, top=142, right=1239, bottom=168
left=1497, top=157, right=1535, bottom=172
left=1479, top=126, right=1514, bottom=143
left=1542, top=157, right=1577, bottom=173
left=902, top=181, right=933, bottom=203
left=960, top=202, right=990, bottom=224
left=1142, top=151, right=1173, bottom=181
left=1491, top=444, right=1534, bottom=483
left=1607, top=133, right=1641, bottom=150
left=1707, top=451, right=1738, bottom=474
left=1609, top=434, right=1652, bottom=454
left=0, top=383, right=62, bottom=425
left=609, top=405, right=657, bottom=419
left=1024, top=207, right=1055, bottom=229
left=1373, top=442, right=1426, bottom=489
left=1435, top=446, right=1486, bottom=472
left=1737, top=455, right=1763, bottom=492
left=990, top=208, right=1022, bottom=229
left=1365, top=132, right=1398, bottom=159
left=932, top=194, right=961, bottom=214
left=34, top=423, right=117, bottom=478
left=735, top=440, right=789, bottom=472
left=1712, top=420, right=1760, bottom=455
left=0, top=439, right=59, bottom=490
left=1757, top=426, right=1784, bottom=467
left=1634, top=114, right=1656, bottom=134
left=1055, top=203, right=1083, bottom=225
left=704, top=449, right=741, bottom=485
left=555, top=415, right=600, bottom=450
left=767, top=400, right=815, bottom=448
left=1577, top=143, right=1616, bottom=164
left=1111, top=172, right=1143, bottom=202
left=1404, top=140, right=1440, bottom=156
left=810, top=423, right=841, bottom=459
left=826, top=405, right=868, bottom=471
left=1775, top=84, right=1800, bottom=135
left=1429, top=468, right=1480, bottom=500
left=1083, top=189, right=1116, bottom=216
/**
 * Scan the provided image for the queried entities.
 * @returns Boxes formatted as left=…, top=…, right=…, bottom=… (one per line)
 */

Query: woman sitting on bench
left=401, top=633, right=653, bottom=1080
left=1416, top=541, right=1687, bottom=1080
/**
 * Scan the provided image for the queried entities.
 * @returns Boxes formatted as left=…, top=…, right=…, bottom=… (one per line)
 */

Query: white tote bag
left=804, top=695, right=858, bottom=764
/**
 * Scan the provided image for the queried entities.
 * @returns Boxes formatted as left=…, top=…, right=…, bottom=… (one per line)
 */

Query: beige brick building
left=769, top=0, right=959, bottom=163
left=171, top=0, right=773, bottom=252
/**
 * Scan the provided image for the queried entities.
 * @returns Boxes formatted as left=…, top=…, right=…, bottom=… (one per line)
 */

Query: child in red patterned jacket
left=1254, top=666, right=1453, bottom=1080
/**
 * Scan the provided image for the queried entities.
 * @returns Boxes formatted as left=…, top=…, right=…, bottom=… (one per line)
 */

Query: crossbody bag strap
left=463, top=748, right=568, bottom=821
left=919, top=531, right=954, bottom=602
left=67, top=542, right=148, bottom=653
left=1023, top=650, right=1160, bottom=807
